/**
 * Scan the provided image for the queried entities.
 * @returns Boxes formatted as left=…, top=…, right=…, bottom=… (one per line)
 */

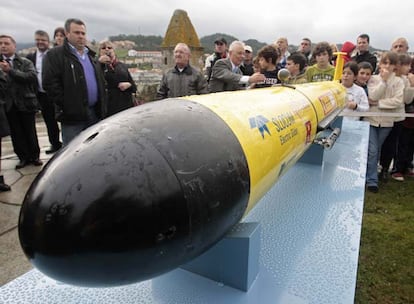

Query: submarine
left=18, top=77, right=346, bottom=287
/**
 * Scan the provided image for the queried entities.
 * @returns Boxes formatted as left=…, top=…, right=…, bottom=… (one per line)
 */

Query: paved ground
left=0, top=114, right=55, bottom=286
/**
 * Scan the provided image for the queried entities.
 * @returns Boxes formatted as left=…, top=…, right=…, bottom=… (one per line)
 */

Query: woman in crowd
left=53, top=27, right=65, bottom=46
left=98, top=41, right=137, bottom=116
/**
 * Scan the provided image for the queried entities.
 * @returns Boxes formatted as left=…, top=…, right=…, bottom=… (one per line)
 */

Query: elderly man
left=391, top=37, right=409, bottom=53
left=156, top=43, right=208, bottom=99
left=0, top=34, right=42, bottom=169
left=209, top=41, right=265, bottom=93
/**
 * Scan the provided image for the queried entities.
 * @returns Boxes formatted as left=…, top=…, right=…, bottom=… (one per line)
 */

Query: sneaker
left=367, top=185, right=379, bottom=193
left=391, top=172, right=405, bottom=181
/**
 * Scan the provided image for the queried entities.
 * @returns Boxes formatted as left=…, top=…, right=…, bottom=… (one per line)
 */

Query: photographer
left=98, top=41, right=136, bottom=116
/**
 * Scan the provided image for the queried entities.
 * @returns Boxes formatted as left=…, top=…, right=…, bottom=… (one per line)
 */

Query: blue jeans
left=366, top=126, right=392, bottom=187
left=61, top=107, right=99, bottom=146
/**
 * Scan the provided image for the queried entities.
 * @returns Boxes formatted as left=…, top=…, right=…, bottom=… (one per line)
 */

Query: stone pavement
left=0, top=114, right=55, bottom=286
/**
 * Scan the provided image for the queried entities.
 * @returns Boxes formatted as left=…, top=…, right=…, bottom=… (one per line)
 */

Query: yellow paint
left=180, top=81, right=346, bottom=215
left=333, top=52, right=347, bottom=81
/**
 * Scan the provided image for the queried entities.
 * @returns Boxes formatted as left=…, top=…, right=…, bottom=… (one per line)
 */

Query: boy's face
left=258, top=57, right=270, bottom=70
left=286, top=59, right=298, bottom=74
left=356, top=68, right=372, bottom=85
left=341, top=67, right=355, bottom=88
left=316, top=51, right=330, bottom=67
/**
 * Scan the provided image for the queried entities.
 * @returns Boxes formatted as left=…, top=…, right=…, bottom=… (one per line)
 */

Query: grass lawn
left=355, top=177, right=414, bottom=303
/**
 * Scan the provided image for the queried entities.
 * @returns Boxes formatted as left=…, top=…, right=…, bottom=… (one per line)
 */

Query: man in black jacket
left=27, top=30, right=62, bottom=154
left=351, top=34, right=377, bottom=73
left=0, top=34, right=42, bottom=169
left=43, top=18, right=107, bottom=146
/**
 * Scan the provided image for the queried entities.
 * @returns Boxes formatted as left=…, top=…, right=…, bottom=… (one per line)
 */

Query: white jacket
left=364, top=73, right=404, bottom=127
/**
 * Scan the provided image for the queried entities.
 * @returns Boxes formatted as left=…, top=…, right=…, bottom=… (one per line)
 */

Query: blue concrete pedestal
left=0, top=120, right=369, bottom=304
left=181, top=222, right=260, bottom=292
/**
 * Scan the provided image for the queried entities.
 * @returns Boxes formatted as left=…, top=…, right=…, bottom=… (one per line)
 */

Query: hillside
left=108, top=33, right=269, bottom=54
left=17, top=34, right=383, bottom=55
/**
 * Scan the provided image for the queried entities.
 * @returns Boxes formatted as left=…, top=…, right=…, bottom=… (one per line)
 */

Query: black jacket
left=2, top=54, right=38, bottom=112
left=42, top=40, right=107, bottom=123
left=102, top=61, right=136, bottom=116
left=352, top=51, right=377, bottom=73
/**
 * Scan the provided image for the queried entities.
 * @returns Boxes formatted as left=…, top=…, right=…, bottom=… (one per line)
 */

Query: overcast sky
left=1, top=0, right=412, bottom=50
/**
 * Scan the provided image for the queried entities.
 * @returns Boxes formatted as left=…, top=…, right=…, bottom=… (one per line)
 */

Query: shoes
left=15, top=159, right=43, bottom=169
left=0, top=175, right=11, bottom=192
left=45, top=145, right=61, bottom=154
left=367, top=185, right=379, bottom=193
left=391, top=172, right=405, bottom=181
left=15, top=160, right=28, bottom=169
left=31, top=159, right=43, bottom=166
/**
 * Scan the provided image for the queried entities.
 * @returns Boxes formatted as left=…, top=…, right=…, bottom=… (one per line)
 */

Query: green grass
left=355, top=177, right=414, bottom=304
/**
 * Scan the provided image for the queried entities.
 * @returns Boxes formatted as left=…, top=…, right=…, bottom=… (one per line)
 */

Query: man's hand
left=248, top=72, right=266, bottom=84
left=0, top=60, right=11, bottom=73
left=118, top=82, right=131, bottom=91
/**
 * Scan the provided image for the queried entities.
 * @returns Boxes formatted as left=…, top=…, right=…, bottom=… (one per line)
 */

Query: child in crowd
left=364, top=52, right=404, bottom=193
left=379, top=53, right=414, bottom=181
left=286, top=52, right=307, bottom=84
left=389, top=53, right=414, bottom=181
left=355, top=61, right=374, bottom=96
left=305, top=42, right=335, bottom=82
left=341, top=62, right=369, bottom=120
left=253, top=45, right=280, bottom=88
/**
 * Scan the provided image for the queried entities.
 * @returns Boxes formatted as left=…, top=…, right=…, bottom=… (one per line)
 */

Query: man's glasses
left=215, top=42, right=224, bottom=46
left=101, top=46, right=113, bottom=50
left=393, top=45, right=404, bottom=48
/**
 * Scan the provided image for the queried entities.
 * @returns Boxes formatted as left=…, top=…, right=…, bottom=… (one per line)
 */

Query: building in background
left=161, top=9, right=204, bottom=71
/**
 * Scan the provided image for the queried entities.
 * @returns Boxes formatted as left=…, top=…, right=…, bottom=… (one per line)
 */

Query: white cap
left=244, top=45, right=253, bottom=53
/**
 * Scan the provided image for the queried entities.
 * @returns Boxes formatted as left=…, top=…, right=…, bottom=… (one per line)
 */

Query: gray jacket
left=208, top=58, right=244, bottom=93
left=2, top=54, right=38, bottom=112
left=156, top=65, right=208, bottom=100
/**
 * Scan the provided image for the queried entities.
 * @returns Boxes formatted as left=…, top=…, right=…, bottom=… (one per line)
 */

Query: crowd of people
left=1, top=18, right=413, bottom=195
left=157, top=34, right=414, bottom=194
left=0, top=18, right=137, bottom=191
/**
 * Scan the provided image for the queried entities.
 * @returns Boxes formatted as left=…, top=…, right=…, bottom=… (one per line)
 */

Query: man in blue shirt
left=43, top=18, right=107, bottom=145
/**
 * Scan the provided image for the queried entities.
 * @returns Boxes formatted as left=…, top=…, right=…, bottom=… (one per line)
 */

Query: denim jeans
left=61, top=107, right=99, bottom=146
left=366, top=126, right=392, bottom=186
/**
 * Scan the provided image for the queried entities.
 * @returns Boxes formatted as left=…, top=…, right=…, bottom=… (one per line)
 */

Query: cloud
left=0, top=0, right=413, bottom=50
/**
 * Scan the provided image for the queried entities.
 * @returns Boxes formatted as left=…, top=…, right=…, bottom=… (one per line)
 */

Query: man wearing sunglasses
left=43, top=18, right=107, bottom=146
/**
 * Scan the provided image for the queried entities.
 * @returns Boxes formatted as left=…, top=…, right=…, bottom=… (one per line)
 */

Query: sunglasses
left=101, top=46, right=113, bottom=50
left=215, top=42, right=224, bottom=46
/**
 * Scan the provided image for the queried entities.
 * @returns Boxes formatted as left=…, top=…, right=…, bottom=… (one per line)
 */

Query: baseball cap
left=214, top=37, right=227, bottom=45
left=244, top=45, right=253, bottom=53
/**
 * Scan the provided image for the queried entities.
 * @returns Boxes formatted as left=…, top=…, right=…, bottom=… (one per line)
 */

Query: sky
left=0, top=0, right=412, bottom=50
